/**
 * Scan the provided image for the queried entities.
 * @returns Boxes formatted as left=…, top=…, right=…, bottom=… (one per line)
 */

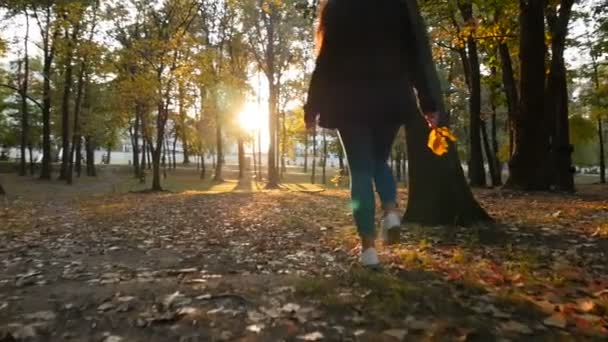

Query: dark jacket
left=304, top=0, right=437, bottom=129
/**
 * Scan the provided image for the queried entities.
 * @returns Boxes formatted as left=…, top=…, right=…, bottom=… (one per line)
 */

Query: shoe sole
left=385, top=227, right=401, bottom=245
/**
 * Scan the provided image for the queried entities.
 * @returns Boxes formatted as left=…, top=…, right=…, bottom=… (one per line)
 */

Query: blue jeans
left=338, top=125, right=400, bottom=238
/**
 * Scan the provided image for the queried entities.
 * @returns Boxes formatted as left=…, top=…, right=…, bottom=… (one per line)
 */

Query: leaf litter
left=0, top=187, right=606, bottom=340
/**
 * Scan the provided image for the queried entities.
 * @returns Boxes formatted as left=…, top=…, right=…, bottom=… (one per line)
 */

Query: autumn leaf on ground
left=428, top=127, right=457, bottom=156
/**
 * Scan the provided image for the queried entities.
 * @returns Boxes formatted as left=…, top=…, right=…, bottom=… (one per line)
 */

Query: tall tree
left=505, top=0, right=549, bottom=190
left=32, top=1, right=60, bottom=180
left=402, top=0, right=490, bottom=225
left=243, top=0, right=308, bottom=188
left=457, top=0, right=486, bottom=187
left=546, top=0, right=575, bottom=192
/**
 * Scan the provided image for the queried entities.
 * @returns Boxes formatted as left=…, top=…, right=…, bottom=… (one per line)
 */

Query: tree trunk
left=75, top=137, right=82, bottom=177
left=458, top=1, right=486, bottom=187
left=481, top=120, right=500, bottom=187
left=106, top=144, right=112, bottom=165
left=147, top=141, right=152, bottom=170
left=547, top=1, right=575, bottom=192
left=498, top=43, right=518, bottom=158
left=28, top=144, right=34, bottom=176
left=67, top=65, right=86, bottom=185
left=0, top=182, right=5, bottom=195
left=266, top=83, right=279, bottom=188
left=402, top=0, right=490, bottom=225
left=200, top=153, right=206, bottom=180
left=59, top=27, right=79, bottom=181
left=152, top=105, right=165, bottom=191
left=40, top=14, right=57, bottom=180
left=178, top=86, right=190, bottom=165
left=490, top=94, right=502, bottom=185
left=141, top=137, right=147, bottom=172
left=238, top=137, right=245, bottom=179
left=163, top=137, right=168, bottom=179
left=506, top=0, right=549, bottom=190
left=214, top=110, right=223, bottom=182
left=599, top=119, right=606, bottom=184
left=132, top=106, right=141, bottom=178
left=19, top=12, right=30, bottom=177
left=172, top=133, right=178, bottom=170
left=85, top=136, right=96, bottom=177
left=252, top=136, right=258, bottom=178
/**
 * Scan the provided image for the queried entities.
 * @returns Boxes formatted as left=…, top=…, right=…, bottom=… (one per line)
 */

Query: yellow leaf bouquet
left=428, top=127, right=457, bottom=156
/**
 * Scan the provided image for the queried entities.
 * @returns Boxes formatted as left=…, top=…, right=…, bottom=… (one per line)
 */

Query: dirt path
left=1, top=187, right=607, bottom=341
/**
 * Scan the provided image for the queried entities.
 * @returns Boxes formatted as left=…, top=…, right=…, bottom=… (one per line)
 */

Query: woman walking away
left=304, top=0, right=439, bottom=268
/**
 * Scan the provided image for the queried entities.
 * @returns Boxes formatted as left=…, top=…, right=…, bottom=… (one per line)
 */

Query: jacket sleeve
left=400, top=1, right=438, bottom=114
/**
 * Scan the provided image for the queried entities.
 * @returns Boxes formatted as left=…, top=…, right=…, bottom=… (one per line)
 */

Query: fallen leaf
left=544, top=314, right=567, bottom=329
left=383, top=329, right=407, bottom=340
left=246, top=324, right=265, bottom=334
left=500, top=321, right=533, bottom=335
left=23, top=311, right=56, bottom=321
left=297, top=331, right=324, bottom=341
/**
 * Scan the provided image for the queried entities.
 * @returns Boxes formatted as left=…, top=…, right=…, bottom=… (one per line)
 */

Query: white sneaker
left=382, top=212, right=401, bottom=244
left=360, top=247, right=380, bottom=267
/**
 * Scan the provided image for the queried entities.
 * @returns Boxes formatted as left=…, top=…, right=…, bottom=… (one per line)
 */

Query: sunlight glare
left=238, top=102, right=265, bottom=132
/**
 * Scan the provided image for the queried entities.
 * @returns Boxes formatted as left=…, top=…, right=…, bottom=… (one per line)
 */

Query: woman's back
left=309, top=0, right=423, bottom=128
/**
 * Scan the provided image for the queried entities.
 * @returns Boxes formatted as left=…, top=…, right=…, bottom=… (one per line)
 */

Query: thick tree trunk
left=85, top=136, right=96, bottom=177
left=19, top=13, right=30, bottom=177
left=402, top=0, right=490, bottom=225
left=152, top=121, right=162, bottom=190
left=506, top=0, right=549, bottom=190
left=547, top=1, right=575, bottom=192
left=0, top=182, right=5, bottom=195
left=599, top=119, right=606, bottom=184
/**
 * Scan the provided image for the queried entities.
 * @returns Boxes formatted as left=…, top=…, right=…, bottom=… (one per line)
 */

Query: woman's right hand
left=424, top=111, right=440, bottom=128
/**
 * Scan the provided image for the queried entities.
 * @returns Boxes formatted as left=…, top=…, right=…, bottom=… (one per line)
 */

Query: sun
left=238, top=102, right=265, bottom=132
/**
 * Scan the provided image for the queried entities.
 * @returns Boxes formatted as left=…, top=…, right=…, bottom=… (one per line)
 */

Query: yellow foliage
left=427, top=127, right=457, bottom=156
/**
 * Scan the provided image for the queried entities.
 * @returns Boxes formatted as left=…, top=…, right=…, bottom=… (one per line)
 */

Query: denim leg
left=338, top=127, right=376, bottom=238
left=373, top=125, right=400, bottom=207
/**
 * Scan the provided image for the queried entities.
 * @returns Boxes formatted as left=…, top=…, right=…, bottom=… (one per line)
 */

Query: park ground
left=0, top=166, right=607, bottom=341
